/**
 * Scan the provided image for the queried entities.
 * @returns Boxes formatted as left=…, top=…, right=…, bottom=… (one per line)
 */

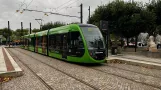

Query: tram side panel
left=28, top=37, right=35, bottom=52
left=35, top=36, right=47, bottom=55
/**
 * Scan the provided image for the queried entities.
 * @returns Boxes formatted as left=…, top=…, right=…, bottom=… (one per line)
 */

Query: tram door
left=62, top=34, right=67, bottom=59
left=35, top=37, right=38, bottom=52
left=42, top=36, right=46, bottom=54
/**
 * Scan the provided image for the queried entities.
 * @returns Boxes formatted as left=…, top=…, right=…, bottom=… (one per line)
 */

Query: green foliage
left=89, top=0, right=157, bottom=38
left=14, top=29, right=29, bottom=40
left=156, top=25, right=161, bottom=35
left=32, top=28, right=40, bottom=33
left=42, top=21, right=65, bottom=30
left=146, top=0, right=161, bottom=36
left=147, top=0, right=161, bottom=25
left=0, top=28, right=12, bottom=40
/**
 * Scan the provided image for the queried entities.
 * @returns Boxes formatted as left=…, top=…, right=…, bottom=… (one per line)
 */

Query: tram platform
left=0, top=46, right=23, bottom=77
left=108, top=54, right=161, bottom=70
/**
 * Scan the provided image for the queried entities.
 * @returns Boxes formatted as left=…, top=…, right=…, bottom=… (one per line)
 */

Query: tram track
left=15, top=48, right=161, bottom=79
left=7, top=48, right=100, bottom=90
left=89, top=66, right=161, bottom=89
left=12, top=48, right=161, bottom=89
left=100, top=63, right=161, bottom=79
left=7, top=48, right=54, bottom=90
left=115, top=56, right=161, bottom=65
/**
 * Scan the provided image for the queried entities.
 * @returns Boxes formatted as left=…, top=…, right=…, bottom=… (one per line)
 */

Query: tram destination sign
left=100, top=20, right=108, bottom=31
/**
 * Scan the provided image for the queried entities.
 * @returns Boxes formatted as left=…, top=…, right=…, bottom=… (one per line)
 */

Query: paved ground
left=0, top=46, right=22, bottom=74
left=1, top=48, right=161, bottom=90
left=0, top=46, right=22, bottom=79
left=113, top=54, right=161, bottom=64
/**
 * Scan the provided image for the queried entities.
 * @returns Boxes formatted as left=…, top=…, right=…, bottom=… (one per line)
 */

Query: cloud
left=0, top=0, right=150, bottom=30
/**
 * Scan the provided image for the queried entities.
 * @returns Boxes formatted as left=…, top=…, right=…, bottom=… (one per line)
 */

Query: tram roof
left=24, top=24, right=98, bottom=37
left=29, top=33, right=35, bottom=37
left=49, top=24, right=72, bottom=35
left=78, top=24, right=97, bottom=28
left=48, top=24, right=97, bottom=35
left=35, top=30, right=48, bottom=37
left=23, top=34, right=29, bottom=38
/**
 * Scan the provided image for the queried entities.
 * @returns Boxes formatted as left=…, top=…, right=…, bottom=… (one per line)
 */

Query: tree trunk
left=135, top=35, right=138, bottom=52
left=127, top=37, right=129, bottom=47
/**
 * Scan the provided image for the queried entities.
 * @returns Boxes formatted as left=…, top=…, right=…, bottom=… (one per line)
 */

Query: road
left=1, top=48, right=161, bottom=90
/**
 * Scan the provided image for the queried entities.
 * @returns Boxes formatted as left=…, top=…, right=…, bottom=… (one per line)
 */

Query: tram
left=22, top=24, right=106, bottom=63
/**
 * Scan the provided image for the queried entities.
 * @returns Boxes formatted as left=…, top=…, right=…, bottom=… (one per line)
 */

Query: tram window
left=49, top=35, right=56, bottom=52
left=29, top=37, right=34, bottom=46
left=25, top=38, right=29, bottom=46
left=37, top=36, right=42, bottom=47
left=55, top=34, right=62, bottom=53
left=42, top=36, right=47, bottom=47
left=68, top=31, right=84, bottom=57
left=49, top=34, right=62, bottom=53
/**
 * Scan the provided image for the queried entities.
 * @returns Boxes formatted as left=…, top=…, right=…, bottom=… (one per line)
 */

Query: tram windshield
left=80, top=26, right=105, bottom=49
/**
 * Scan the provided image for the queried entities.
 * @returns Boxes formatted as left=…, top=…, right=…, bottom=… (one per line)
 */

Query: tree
left=156, top=25, right=161, bottom=35
left=32, top=28, right=40, bottom=33
left=0, top=28, right=12, bottom=40
left=42, top=21, right=65, bottom=30
left=89, top=0, right=156, bottom=47
left=147, top=0, right=161, bottom=26
left=89, top=1, right=143, bottom=36
left=146, top=0, right=161, bottom=36
left=14, top=29, right=29, bottom=40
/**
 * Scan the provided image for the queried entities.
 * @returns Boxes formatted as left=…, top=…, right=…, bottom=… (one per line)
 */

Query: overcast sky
left=0, top=0, right=150, bottom=30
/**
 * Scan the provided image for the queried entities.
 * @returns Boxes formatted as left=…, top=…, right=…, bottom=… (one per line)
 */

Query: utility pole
left=100, top=20, right=109, bottom=57
left=8, top=21, right=10, bottom=47
left=21, top=22, right=23, bottom=45
left=21, top=22, right=23, bottom=36
left=35, top=19, right=43, bottom=30
left=88, top=6, right=90, bottom=24
left=30, top=22, right=32, bottom=34
left=80, top=3, right=83, bottom=23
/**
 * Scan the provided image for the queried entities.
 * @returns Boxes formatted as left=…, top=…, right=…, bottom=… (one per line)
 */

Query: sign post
left=100, top=20, right=109, bottom=57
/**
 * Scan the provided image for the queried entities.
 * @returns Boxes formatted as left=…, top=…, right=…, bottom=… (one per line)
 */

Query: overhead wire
left=23, top=9, right=80, bottom=18
left=10, top=0, right=34, bottom=29
left=2, top=0, right=26, bottom=29
left=56, top=0, right=80, bottom=12
left=56, top=0, right=74, bottom=10
left=26, top=0, right=34, bottom=9
left=40, top=0, right=82, bottom=19
left=18, top=0, right=26, bottom=10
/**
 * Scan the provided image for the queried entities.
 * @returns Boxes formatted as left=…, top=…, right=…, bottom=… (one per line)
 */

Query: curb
left=0, top=71, right=23, bottom=77
left=0, top=47, right=23, bottom=78
left=107, top=58, right=161, bottom=70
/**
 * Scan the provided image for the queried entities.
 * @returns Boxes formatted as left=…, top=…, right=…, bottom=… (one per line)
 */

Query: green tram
left=22, top=24, right=106, bottom=63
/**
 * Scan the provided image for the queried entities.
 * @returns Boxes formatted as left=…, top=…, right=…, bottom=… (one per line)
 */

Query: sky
left=0, top=0, right=150, bottom=30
